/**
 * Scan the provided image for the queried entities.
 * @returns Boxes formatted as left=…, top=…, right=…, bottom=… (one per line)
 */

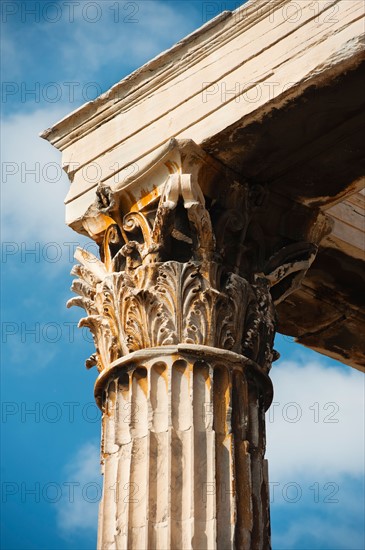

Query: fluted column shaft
left=96, top=346, right=272, bottom=550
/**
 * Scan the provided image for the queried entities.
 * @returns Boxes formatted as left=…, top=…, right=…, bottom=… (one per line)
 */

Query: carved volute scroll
left=68, top=140, right=329, bottom=376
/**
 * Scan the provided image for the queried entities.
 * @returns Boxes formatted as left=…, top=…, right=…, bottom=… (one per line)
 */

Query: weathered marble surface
left=97, top=348, right=272, bottom=550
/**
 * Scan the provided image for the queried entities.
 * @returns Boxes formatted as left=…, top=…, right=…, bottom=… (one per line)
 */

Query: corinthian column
left=68, top=140, right=323, bottom=549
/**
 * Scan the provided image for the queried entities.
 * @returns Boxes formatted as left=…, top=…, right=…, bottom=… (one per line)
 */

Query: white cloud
left=267, top=353, right=365, bottom=549
left=1, top=106, right=76, bottom=244
left=1, top=1, right=199, bottom=258
left=57, top=441, right=102, bottom=533
left=266, top=358, right=365, bottom=481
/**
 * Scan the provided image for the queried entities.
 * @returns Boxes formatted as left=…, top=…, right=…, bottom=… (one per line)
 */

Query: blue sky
left=1, top=1, right=364, bottom=549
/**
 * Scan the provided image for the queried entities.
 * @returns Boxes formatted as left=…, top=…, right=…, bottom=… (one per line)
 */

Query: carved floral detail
left=69, top=169, right=318, bottom=373
left=68, top=257, right=266, bottom=371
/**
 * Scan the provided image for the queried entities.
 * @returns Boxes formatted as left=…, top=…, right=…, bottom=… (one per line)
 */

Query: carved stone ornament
left=67, top=140, right=323, bottom=377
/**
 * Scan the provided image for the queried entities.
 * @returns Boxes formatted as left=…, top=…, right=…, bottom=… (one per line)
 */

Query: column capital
left=68, top=139, right=330, bottom=376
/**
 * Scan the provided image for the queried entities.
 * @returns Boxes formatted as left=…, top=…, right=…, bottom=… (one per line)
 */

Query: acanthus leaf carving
left=69, top=156, right=323, bottom=374
left=69, top=251, right=278, bottom=372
